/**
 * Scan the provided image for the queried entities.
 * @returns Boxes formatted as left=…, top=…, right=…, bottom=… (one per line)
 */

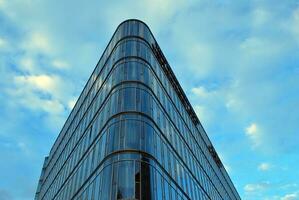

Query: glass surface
left=94, top=174, right=101, bottom=200
left=106, top=126, right=115, bottom=154
left=156, top=171, right=163, bottom=200
left=144, top=123, right=154, bottom=155
left=100, top=165, right=112, bottom=199
left=141, top=161, right=151, bottom=200
left=135, top=161, right=141, bottom=199
left=111, top=163, right=118, bottom=199
left=36, top=20, right=240, bottom=200
left=125, top=120, right=140, bottom=150
left=117, top=161, right=134, bottom=199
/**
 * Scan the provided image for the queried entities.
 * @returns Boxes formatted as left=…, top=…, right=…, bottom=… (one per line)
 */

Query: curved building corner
left=35, top=19, right=241, bottom=200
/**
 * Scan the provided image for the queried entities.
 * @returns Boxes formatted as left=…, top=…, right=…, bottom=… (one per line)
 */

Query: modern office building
left=35, top=19, right=240, bottom=200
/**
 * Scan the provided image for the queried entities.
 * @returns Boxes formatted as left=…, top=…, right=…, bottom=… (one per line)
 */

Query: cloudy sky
left=0, top=0, right=299, bottom=199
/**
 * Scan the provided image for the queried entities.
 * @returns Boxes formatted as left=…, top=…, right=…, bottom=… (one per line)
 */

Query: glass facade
left=35, top=19, right=240, bottom=200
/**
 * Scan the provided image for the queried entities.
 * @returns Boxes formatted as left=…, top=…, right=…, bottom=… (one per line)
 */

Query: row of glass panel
left=39, top=55, right=232, bottom=200
left=53, top=113, right=212, bottom=200
left=46, top=20, right=153, bottom=164
left=74, top=155, right=210, bottom=200
left=41, top=36, right=237, bottom=199
left=40, top=60, right=230, bottom=200
left=40, top=84, right=226, bottom=200
left=111, top=39, right=237, bottom=199
left=111, top=38, right=238, bottom=199
left=45, top=20, right=177, bottom=178
left=40, top=35, right=170, bottom=192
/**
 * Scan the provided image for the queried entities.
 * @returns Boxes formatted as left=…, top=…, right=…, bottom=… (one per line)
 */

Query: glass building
left=35, top=19, right=240, bottom=200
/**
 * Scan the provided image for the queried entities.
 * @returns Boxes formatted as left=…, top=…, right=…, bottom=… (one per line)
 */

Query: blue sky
left=0, top=0, right=299, bottom=199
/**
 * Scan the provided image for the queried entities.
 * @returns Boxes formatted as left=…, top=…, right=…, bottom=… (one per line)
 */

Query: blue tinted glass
left=111, top=163, right=118, bottom=199
left=117, top=161, right=134, bottom=199
left=106, top=125, right=119, bottom=154
left=100, top=132, right=107, bottom=158
left=124, top=88, right=135, bottom=111
left=156, top=171, right=163, bottom=200
left=125, top=120, right=140, bottom=150
left=164, top=179, right=170, bottom=200
left=100, top=165, right=112, bottom=199
left=145, top=123, right=154, bottom=154
left=94, top=174, right=101, bottom=200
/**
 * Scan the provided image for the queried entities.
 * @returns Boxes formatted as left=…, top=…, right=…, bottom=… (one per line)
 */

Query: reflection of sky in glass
left=0, top=1, right=299, bottom=200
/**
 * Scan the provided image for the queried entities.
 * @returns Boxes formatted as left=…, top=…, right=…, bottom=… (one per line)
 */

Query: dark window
left=135, top=161, right=141, bottom=199
left=141, top=162, right=151, bottom=200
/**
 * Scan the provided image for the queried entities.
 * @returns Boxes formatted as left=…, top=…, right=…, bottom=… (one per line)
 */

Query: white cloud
left=281, top=192, right=299, bottom=200
left=192, top=86, right=210, bottom=98
left=0, top=37, right=7, bottom=48
left=19, top=57, right=35, bottom=73
left=161, top=1, right=299, bottom=155
left=52, top=59, right=69, bottom=69
left=245, top=123, right=263, bottom=148
left=14, top=74, right=58, bottom=94
left=258, top=162, right=271, bottom=171
left=10, top=74, right=74, bottom=116
left=23, top=32, right=53, bottom=54
left=246, top=123, right=258, bottom=135
left=244, top=182, right=270, bottom=192
left=8, top=84, right=65, bottom=115
left=0, top=0, right=5, bottom=8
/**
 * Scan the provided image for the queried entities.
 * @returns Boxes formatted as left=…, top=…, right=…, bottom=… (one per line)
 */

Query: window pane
left=156, top=172, right=163, bottom=200
left=145, top=123, right=154, bottom=155
left=117, top=161, right=134, bottom=199
left=100, top=165, right=112, bottom=199
left=125, top=120, right=140, bottom=150
left=107, top=123, right=120, bottom=154
left=141, top=162, right=151, bottom=200
left=111, top=163, right=119, bottom=199
left=135, top=161, right=141, bottom=199
left=164, top=180, right=170, bottom=200
left=94, top=174, right=101, bottom=200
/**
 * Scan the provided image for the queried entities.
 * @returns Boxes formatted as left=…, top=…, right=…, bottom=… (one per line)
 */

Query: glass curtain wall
left=35, top=19, right=240, bottom=200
